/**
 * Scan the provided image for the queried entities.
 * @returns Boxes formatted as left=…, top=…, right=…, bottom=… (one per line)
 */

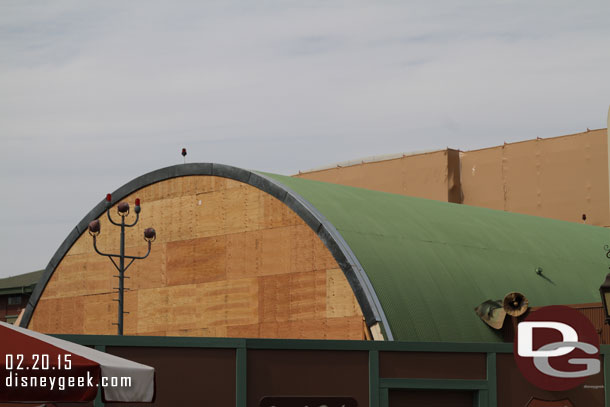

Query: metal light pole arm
left=112, top=240, right=150, bottom=274
left=123, top=258, right=136, bottom=273
left=92, top=235, right=120, bottom=258
left=92, top=235, right=121, bottom=272
left=106, top=209, right=123, bottom=227
left=90, top=198, right=154, bottom=336
left=124, top=212, right=140, bottom=227
left=124, top=241, right=152, bottom=260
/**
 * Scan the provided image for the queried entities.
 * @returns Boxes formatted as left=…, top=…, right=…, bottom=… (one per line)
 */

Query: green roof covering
left=0, top=270, right=44, bottom=295
left=265, top=173, right=610, bottom=343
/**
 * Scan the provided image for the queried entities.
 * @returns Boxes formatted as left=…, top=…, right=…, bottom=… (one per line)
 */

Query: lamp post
left=88, top=194, right=156, bottom=335
left=600, top=245, right=610, bottom=324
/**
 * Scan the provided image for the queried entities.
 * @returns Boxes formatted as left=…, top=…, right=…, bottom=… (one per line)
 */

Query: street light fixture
left=600, top=245, right=610, bottom=324
left=88, top=193, right=156, bottom=335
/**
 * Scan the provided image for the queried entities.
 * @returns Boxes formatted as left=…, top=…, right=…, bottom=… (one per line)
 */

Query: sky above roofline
left=1, top=0, right=610, bottom=277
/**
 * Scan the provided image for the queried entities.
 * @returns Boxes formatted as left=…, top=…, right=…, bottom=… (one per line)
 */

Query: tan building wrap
left=29, top=176, right=364, bottom=339
left=295, top=149, right=462, bottom=203
left=606, top=106, right=610, bottom=220
left=462, top=129, right=609, bottom=226
left=296, top=128, right=609, bottom=226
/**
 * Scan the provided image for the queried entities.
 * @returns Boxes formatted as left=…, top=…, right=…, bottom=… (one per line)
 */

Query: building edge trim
left=21, top=163, right=393, bottom=340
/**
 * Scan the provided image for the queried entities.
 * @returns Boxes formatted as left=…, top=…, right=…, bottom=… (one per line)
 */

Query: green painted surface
left=602, top=354, right=610, bottom=406
left=369, top=350, right=379, bottom=407
left=236, top=348, right=247, bottom=407
left=486, top=353, right=497, bottom=407
left=379, top=387, right=389, bottom=407
left=0, top=269, right=43, bottom=294
left=263, top=173, right=610, bottom=342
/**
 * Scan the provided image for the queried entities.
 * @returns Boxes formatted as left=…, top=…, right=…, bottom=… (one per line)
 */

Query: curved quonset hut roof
left=23, top=164, right=610, bottom=343
left=267, top=173, right=610, bottom=342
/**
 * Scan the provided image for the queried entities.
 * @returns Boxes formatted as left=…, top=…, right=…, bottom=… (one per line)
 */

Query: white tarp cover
left=0, top=321, right=155, bottom=402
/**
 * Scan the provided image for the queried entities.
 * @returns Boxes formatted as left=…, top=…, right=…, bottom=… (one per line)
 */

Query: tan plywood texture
left=29, top=176, right=365, bottom=339
left=462, top=129, right=610, bottom=226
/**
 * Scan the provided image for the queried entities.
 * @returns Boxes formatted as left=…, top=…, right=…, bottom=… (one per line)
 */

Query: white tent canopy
left=0, top=321, right=154, bottom=403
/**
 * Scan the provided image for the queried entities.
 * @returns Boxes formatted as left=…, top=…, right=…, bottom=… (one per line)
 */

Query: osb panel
left=327, top=269, right=361, bottom=318
left=290, top=225, right=316, bottom=273
left=260, top=227, right=292, bottom=276
left=123, top=243, right=167, bottom=291
left=122, top=290, right=139, bottom=335
left=296, top=150, right=451, bottom=202
left=41, top=253, right=115, bottom=300
left=225, top=231, right=261, bottom=280
left=164, top=326, right=228, bottom=338
left=166, top=236, right=227, bottom=286
left=83, top=293, right=118, bottom=335
left=259, top=270, right=326, bottom=323
left=195, top=278, right=259, bottom=327
left=462, top=130, right=610, bottom=226
left=224, top=225, right=334, bottom=280
left=258, top=316, right=365, bottom=340
left=29, top=296, right=85, bottom=334
left=194, top=182, right=299, bottom=238
left=30, top=176, right=364, bottom=340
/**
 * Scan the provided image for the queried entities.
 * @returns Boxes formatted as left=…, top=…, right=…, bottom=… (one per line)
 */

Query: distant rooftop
left=0, top=270, right=44, bottom=295
left=297, top=148, right=449, bottom=174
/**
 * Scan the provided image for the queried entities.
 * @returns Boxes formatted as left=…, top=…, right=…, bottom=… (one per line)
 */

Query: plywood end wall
left=29, top=176, right=365, bottom=340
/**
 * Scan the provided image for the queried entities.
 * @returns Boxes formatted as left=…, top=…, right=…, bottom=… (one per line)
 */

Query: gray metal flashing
left=212, top=163, right=250, bottom=184
left=20, top=164, right=393, bottom=340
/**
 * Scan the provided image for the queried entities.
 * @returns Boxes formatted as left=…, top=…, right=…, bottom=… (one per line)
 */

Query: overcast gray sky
left=1, top=0, right=609, bottom=278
